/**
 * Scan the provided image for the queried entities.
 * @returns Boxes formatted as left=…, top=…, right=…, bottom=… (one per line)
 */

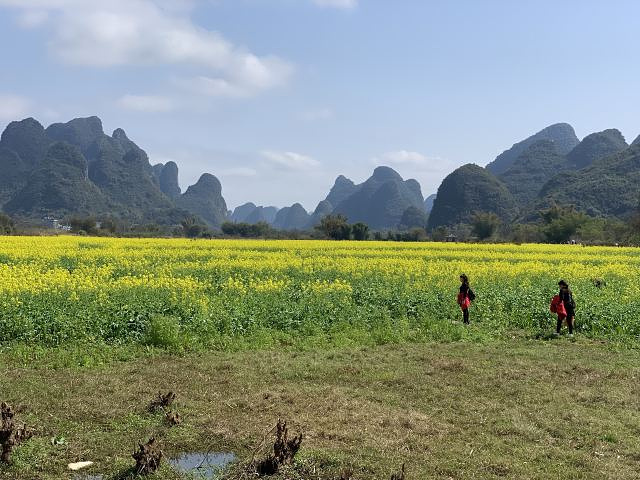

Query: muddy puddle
left=168, top=452, right=236, bottom=478
left=72, top=452, right=235, bottom=479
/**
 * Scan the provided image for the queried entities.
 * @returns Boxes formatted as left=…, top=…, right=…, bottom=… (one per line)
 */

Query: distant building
left=42, top=215, right=72, bottom=231
left=445, top=234, right=457, bottom=242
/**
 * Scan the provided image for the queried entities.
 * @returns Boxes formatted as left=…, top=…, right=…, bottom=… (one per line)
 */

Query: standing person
left=557, top=280, right=575, bottom=336
left=457, top=274, right=474, bottom=324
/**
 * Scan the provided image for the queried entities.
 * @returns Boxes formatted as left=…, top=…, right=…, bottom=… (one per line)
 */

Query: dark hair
left=558, top=280, right=568, bottom=288
left=460, top=274, right=469, bottom=285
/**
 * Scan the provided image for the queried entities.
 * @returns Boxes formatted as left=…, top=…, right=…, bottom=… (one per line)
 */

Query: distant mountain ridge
left=2, top=116, right=639, bottom=233
left=429, top=124, right=637, bottom=229
left=486, top=123, right=580, bottom=175
left=0, top=116, right=227, bottom=228
left=330, top=166, right=425, bottom=229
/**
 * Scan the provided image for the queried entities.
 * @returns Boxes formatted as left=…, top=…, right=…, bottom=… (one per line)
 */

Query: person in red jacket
left=557, top=280, right=575, bottom=336
left=457, top=274, right=473, bottom=324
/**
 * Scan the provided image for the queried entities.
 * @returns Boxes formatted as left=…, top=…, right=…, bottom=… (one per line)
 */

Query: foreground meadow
left=1, top=237, right=639, bottom=479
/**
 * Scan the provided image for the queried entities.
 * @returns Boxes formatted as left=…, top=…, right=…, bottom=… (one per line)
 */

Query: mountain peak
left=632, top=135, right=640, bottom=146
left=112, top=128, right=129, bottom=141
left=487, top=122, right=579, bottom=174
left=371, top=165, right=402, bottom=181
left=158, top=161, right=181, bottom=199
left=428, top=163, right=517, bottom=230
left=195, top=173, right=221, bottom=190
left=566, top=128, right=628, bottom=169
left=178, top=174, right=227, bottom=228
left=45, top=116, right=105, bottom=154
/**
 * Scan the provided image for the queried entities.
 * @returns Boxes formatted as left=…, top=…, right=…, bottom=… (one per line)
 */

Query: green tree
left=181, top=215, right=207, bottom=239
left=471, top=211, right=501, bottom=240
left=540, top=205, right=588, bottom=243
left=630, top=193, right=640, bottom=237
left=351, top=222, right=370, bottom=241
left=69, top=216, right=98, bottom=235
left=0, top=213, right=14, bottom=235
left=315, top=214, right=351, bottom=240
left=222, top=221, right=274, bottom=238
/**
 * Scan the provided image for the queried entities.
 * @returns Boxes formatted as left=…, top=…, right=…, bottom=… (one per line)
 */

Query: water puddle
left=168, top=452, right=236, bottom=478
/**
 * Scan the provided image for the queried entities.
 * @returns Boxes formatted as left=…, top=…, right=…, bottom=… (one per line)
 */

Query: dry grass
left=0, top=339, right=639, bottom=479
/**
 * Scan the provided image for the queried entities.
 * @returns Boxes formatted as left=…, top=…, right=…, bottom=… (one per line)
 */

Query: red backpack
left=550, top=295, right=567, bottom=317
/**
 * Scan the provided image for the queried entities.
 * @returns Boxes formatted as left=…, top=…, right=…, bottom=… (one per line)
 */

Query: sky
left=1, top=0, right=639, bottom=211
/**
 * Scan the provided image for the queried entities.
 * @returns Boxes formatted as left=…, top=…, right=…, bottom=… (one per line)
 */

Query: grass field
left=1, top=339, right=639, bottom=479
left=1, top=237, right=639, bottom=479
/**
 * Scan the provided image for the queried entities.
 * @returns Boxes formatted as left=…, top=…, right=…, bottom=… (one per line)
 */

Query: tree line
left=1, top=202, right=639, bottom=245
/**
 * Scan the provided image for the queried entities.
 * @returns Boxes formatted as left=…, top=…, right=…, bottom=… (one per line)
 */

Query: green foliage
left=221, top=221, right=275, bottom=238
left=315, top=214, right=352, bottom=240
left=142, top=315, right=182, bottom=349
left=431, top=226, right=448, bottom=242
left=351, top=222, right=370, bottom=241
left=69, top=216, right=98, bottom=235
left=471, top=211, right=501, bottom=240
left=180, top=215, right=209, bottom=238
left=508, top=223, right=544, bottom=243
left=540, top=205, right=589, bottom=243
left=390, top=228, right=428, bottom=242
left=0, top=213, right=14, bottom=235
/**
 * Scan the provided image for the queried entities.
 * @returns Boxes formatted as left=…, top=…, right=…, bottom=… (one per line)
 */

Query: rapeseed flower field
left=0, top=237, right=638, bottom=347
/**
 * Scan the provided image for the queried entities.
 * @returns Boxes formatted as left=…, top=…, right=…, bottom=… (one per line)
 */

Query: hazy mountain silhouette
left=565, top=129, right=628, bottom=169
left=331, top=166, right=424, bottom=229
left=273, top=203, right=310, bottom=230
left=177, top=174, right=228, bottom=228
left=0, top=116, right=227, bottom=228
left=486, top=123, right=579, bottom=175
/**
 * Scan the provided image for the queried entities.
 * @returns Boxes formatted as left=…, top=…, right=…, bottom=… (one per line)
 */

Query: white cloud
left=313, top=0, right=358, bottom=9
left=261, top=150, right=321, bottom=170
left=0, top=0, right=293, bottom=98
left=372, top=150, right=434, bottom=167
left=0, top=94, right=33, bottom=121
left=117, top=94, right=175, bottom=112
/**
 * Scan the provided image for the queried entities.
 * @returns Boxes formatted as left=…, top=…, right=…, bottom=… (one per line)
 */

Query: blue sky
left=1, top=0, right=639, bottom=211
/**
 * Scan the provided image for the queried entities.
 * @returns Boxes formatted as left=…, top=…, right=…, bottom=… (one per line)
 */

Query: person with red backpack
left=457, top=274, right=475, bottom=324
left=550, top=280, right=575, bottom=336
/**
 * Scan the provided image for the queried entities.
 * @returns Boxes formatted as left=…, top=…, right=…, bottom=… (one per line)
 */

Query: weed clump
left=390, top=464, right=406, bottom=480
left=0, top=402, right=33, bottom=464
left=148, top=391, right=176, bottom=413
left=254, top=419, right=303, bottom=476
left=132, top=437, right=163, bottom=475
left=165, top=410, right=182, bottom=426
left=143, top=315, right=182, bottom=349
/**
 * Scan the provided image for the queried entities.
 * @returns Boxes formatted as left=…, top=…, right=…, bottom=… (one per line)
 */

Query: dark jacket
left=559, top=288, right=575, bottom=314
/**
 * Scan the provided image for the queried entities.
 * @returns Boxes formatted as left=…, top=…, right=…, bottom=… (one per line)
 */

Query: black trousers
left=463, top=308, right=469, bottom=324
left=556, top=310, right=574, bottom=334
